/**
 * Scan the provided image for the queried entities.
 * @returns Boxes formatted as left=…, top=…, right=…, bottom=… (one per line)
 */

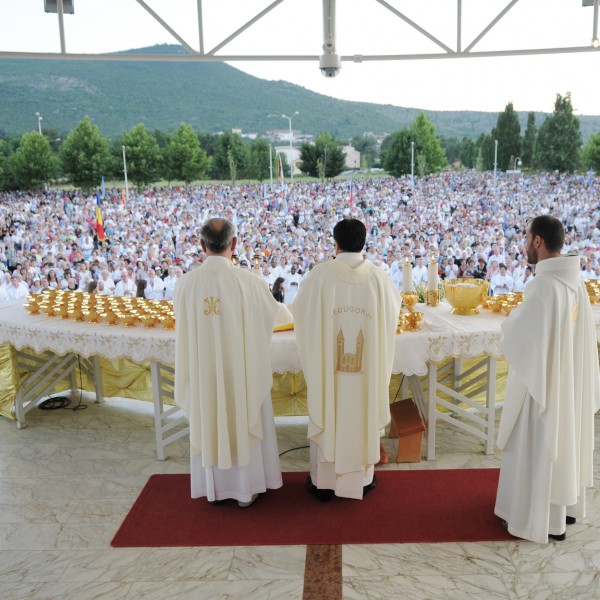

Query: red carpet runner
left=111, top=469, right=514, bottom=547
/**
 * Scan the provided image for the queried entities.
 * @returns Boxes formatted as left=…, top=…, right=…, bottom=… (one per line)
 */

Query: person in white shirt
left=580, top=261, right=595, bottom=281
left=444, top=257, right=459, bottom=280
left=284, top=265, right=303, bottom=304
left=412, top=256, right=428, bottom=286
left=164, top=267, right=183, bottom=300
left=491, top=264, right=514, bottom=295
left=114, top=270, right=136, bottom=297
left=513, top=266, right=534, bottom=292
left=96, top=280, right=112, bottom=296
left=99, top=269, right=116, bottom=294
left=6, top=273, right=29, bottom=300
left=512, top=257, right=528, bottom=283
left=145, top=268, right=166, bottom=300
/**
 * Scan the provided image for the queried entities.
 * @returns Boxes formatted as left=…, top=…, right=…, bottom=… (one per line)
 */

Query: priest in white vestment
left=495, top=215, right=600, bottom=543
left=293, top=218, right=400, bottom=500
left=174, top=218, right=289, bottom=507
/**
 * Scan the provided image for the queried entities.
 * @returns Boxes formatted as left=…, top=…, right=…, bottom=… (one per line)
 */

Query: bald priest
left=174, top=218, right=292, bottom=508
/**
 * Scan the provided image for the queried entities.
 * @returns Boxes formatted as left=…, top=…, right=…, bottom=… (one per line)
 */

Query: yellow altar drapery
left=0, top=342, right=509, bottom=422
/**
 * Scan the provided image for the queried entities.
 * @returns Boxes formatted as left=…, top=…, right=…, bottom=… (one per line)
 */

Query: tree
left=381, top=114, right=446, bottom=178
left=0, top=137, right=19, bottom=191
left=198, top=132, right=217, bottom=157
left=211, top=132, right=248, bottom=180
left=494, top=102, right=521, bottom=171
left=475, top=133, right=495, bottom=171
left=10, top=132, right=57, bottom=189
left=298, top=133, right=346, bottom=178
left=60, top=116, right=111, bottom=189
left=163, top=123, right=209, bottom=185
left=120, top=123, right=162, bottom=187
left=153, top=128, right=172, bottom=150
left=534, top=93, right=582, bottom=172
left=521, top=112, right=536, bottom=168
left=411, top=113, right=447, bottom=174
left=582, top=132, right=600, bottom=173
left=380, top=128, right=413, bottom=177
left=248, top=138, right=271, bottom=181
left=459, top=138, right=477, bottom=169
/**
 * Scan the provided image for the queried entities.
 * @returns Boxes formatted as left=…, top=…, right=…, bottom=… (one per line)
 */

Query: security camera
left=319, top=53, right=341, bottom=78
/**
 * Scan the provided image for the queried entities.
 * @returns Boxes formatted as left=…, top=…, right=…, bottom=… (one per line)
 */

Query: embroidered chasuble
left=495, top=254, right=600, bottom=542
left=293, top=253, right=400, bottom=498
left=174, top=256, right=284, bottom=470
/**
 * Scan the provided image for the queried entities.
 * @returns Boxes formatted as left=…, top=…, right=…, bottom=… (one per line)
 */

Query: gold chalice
left=121, top=313, right=138, bottom=327
left=402, top=292, right=418, bottom=312
left=24, top=296, right=41, bottom=314
left=405, top=311, right=424, bottom=331
left=396, top=312, right=406, bottom=334
left=159, top=315, right=176, bottom=330
left=71, top=306, right=85, bottom=321
left=87, top=309, right=102, bottom=323
left=502, top=302, right=516, bottom=316
left=488, top=299, right=504, bottom=313
left=100, top=311, right=119, bottom=326
left=140, top=314, right=158, bottom=328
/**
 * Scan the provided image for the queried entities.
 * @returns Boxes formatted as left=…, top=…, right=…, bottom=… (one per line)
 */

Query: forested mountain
left=1, top=44, right=599, bottom=141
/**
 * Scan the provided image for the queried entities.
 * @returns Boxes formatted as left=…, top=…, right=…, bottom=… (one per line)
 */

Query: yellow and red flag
left=95, top=192, right=105, bottom=242
left=278, top=156, right=284, bottom=189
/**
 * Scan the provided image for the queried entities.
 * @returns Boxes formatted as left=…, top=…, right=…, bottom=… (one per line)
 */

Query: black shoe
left=362, top=474, right=377, bottom=498
left=209, top=499, right=226, bottom=506
left=549, top=532, right=566, bottom=542
left=566, top=516, right=576, bottom=525
left=306, top=476, right=334, bottom=502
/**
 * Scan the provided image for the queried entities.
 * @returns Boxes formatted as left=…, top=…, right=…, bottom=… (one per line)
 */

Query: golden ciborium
left=487, top=298, right=504, bottom=313
left=401, top=292, right=418, bottom=313
left=442, top=278, right=490, bottom=315
left=24, top=295, right=41, bottom=314
left=396, top=312, right=406, bottom=334
left=405, top=311, right=424, bottom=332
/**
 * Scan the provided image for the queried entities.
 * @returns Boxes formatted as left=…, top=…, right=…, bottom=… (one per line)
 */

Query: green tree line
left=2, top=92, right=600, bottom=191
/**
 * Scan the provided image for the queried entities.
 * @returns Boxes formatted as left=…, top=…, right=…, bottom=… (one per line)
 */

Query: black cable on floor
left=279, top=445, right=309, bottom=457
left=37, top=356, right=88, bottom=412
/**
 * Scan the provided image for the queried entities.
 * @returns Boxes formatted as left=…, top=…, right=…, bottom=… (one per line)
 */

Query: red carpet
left=111, top=469, right=514, bottom=547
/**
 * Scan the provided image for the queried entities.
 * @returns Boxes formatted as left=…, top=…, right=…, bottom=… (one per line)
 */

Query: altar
left=0, top=298, right=520, bottom=460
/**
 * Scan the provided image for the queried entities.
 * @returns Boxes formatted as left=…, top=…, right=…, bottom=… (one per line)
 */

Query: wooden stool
left=389, top=398, right=426, bottom=463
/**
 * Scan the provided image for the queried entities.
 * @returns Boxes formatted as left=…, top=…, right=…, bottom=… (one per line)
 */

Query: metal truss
left=1, top=0, right=598, bottom=65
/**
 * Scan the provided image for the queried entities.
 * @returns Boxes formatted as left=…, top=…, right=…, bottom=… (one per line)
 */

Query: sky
left=1, top=0, right=599, bottom=116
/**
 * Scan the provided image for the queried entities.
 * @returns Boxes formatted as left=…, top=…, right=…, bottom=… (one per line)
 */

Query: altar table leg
left=150, top=361, right=189, bottom=460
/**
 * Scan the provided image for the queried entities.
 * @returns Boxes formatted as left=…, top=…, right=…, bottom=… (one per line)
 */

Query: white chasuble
left=293, top=252, right=400, bottom=498
left=495, top=255, right=600, bottom=542
left=174, top=256, right=283, bottom=479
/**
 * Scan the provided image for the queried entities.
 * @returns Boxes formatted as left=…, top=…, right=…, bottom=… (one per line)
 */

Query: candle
left=427, top=260, right=438, bottom=291
left=402, top=260, right=413, bottom=293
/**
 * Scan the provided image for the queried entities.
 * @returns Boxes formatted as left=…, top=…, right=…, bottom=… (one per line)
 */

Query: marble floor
left=0, top=394, right=598, bottom=600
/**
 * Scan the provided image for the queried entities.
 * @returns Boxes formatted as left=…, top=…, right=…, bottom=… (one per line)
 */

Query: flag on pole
left=278, top=156, right=284, bottom=189
left=349, top=180, right=354, bottom=206
left=101, top=176, right=106, bottom=200
left=95, top=192, right=105, bottom=242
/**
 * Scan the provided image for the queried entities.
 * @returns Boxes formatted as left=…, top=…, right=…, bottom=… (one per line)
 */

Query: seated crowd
left=0, top=170, right=598, bottom=303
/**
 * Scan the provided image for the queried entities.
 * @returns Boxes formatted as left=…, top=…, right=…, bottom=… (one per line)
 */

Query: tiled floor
left=0, top=394, right=598, bottom=599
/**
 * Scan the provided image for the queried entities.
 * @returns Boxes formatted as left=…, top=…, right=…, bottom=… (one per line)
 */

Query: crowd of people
left=0, top=170, right=598, bottom=303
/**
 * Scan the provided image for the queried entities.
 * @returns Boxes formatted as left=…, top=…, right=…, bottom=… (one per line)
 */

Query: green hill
left=0, top=44, right=598, bottom=141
